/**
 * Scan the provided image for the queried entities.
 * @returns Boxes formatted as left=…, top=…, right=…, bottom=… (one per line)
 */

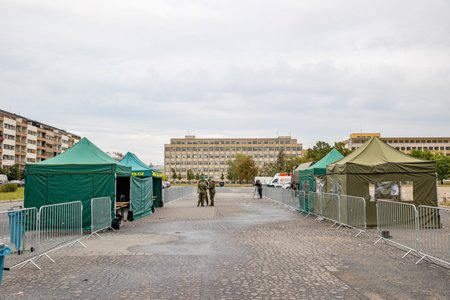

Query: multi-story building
left=0, top=109, right=81, bottom=170
left=164, top=135, right=303, bottom=181
left=343, top=133, right=450, bottom=156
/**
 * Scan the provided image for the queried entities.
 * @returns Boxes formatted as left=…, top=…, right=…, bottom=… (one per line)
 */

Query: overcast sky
left=1, top=0, right=449, bottom=165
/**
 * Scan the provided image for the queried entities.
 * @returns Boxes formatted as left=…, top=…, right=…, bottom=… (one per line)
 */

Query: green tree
left=275, top=150, right=286, bottom=173
left=410, top=149, right=434, bottom=160
left=259, top=162, right=277, bottom=176
left=306, top=141, right=333, bottom=161
left=187, top=169, right=194, bottom=180
left=220, top=172, right=224, bottom=180
left=284, top=157, right=304, bottom=174
left=171, top=168, right=178, bottom=181
left=227, top=154, right=258, bottom=183
left=334, top=141, right=353, bottom=157
left=409, top=150, right=450, bottom=184
left=7, top=164, right=22, bottom=180
left=195, top=173, right=200, bottom=180
left=177, top=174, right=182, bottom=180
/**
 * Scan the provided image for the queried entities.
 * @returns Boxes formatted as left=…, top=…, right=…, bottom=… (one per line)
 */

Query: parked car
left=10, top=180, right=25, bottom=187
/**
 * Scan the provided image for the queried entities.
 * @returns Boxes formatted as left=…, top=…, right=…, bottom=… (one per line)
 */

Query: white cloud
left=1, top=0, right=449, bottom=164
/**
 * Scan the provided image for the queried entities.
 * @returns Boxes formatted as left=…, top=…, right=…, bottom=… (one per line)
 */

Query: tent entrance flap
left=116, top=177, right=131, bottom=204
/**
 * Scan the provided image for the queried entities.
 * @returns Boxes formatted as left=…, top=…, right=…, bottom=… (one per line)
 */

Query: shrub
left=0, top=183, right=18, bottom=193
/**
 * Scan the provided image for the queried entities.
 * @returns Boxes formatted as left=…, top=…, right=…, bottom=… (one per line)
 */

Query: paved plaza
left=1, top=188, right=449, bottom=299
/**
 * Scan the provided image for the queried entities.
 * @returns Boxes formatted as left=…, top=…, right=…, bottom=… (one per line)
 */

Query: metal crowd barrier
left=0, top=207, right=38, bottom=269
left=163, top=186, right=195, bottom=204
left=416, top=205, right=450, bottom=266
left=297, top=191, right=307, bottom=213
left=88, top=197, right=114, bottom=239
left=375, top=200, right=450, bottom=267
left=36, top=201, right=85, bottom=265
left=262, top=187, right=299, bottom=210
left=311, top=192, right=322, bottom=217
left=339, top=195, right=367, bottom=237
left=320, top=193, right=341, bottom=225
left=375, top=200, right=418, bottom=258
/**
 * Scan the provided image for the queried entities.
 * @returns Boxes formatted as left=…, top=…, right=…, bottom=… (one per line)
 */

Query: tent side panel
left=24, top=174, right=48, bottom=209
left=131, top=177, right=153, bottom=220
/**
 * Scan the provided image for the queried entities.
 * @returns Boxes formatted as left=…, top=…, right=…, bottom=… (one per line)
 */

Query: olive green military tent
left=299, top=148, right=344, bottom=193
left=326, top=137, right=438, bottom=226
left=119, top=152, right=154, bottom=220
left=24, top=138, right=132, bottom=229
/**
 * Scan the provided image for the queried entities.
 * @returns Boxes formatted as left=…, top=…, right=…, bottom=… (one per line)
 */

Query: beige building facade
left=343, top=133, right=450, bottom=156
left=0, top=109, right=81, bottom=170
left=164, top=135, right=303, bottom=181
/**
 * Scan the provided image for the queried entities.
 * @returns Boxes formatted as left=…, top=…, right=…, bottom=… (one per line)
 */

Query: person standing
left=204, top=180, right=209, bottom=206
left=208, top=180, right=216, bottom=206
left=255, top=180, right=263, bottom=199
left=197, top=180, right=208, bottom=206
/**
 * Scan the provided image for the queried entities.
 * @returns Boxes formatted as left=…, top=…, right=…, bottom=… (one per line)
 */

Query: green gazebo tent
left=119, top=152, right=163, bottom=208
left=299, top=148, right=344, bottom=193
left=24, top=137, right=132, bottom=229
left=326, top=137, right=438, bottom=226
left=120, top=152, right=153, bottom=220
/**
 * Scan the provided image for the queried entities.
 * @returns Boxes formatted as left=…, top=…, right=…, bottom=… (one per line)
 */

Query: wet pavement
left=1, top=188, right=449, bottom=299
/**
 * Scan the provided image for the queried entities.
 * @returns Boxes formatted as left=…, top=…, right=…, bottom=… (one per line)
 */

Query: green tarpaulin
left=131, top=176, right=153, bottom=220
left=326, top=137, right=438, bottom=226
left=299, top=148, right=344, bottom=193
left=120, top=152, right=154, bottom=220
left=24, top=138, right=132, bottom=229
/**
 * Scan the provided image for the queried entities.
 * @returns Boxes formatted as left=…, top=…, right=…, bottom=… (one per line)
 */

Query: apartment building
left=164, top=135, right=303, bottom=180
left=343, top=133, right=450, bottom=156
left=0, top=109, right=81, bottom=170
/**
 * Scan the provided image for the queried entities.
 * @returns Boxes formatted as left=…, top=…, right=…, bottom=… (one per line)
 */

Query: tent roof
left=327, top=137, right=436, bottom=174
left=120, top=152, right=153, bottom=176
left=36, top=137, right=122, bottom=165
left=26, top=137, right=131, bottom=175
left=295, top=162, right=315, bottom=171
left=307, top=148, right=344, bottom=170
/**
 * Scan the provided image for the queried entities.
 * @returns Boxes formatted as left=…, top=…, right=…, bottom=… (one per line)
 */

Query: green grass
left=0, top=187, right=24, bottom=201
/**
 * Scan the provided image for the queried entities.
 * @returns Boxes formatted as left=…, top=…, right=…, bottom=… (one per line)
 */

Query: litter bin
left=219, top=182, right=225, bottom=187
left=8, top=207, right=24, bottom=254
left=0, top=242, right=12, bottom=286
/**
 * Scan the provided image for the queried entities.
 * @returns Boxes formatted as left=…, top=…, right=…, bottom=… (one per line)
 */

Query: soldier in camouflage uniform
left=208, top=180, right=216, bottom=206
left=197, top=180, right=208, bottom=207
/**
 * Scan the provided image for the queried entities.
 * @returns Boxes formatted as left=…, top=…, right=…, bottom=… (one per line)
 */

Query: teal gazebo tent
left=120, top=152, right=154, bottom=220
left=119, top=152, right=163, bottom=207
left=298, top=148, right=344, bottom=193
left=24, top=137, right=132, bottom=229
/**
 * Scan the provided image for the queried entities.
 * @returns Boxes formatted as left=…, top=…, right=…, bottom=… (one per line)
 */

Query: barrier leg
left=402, top=249, right=413, bottom=259
left=374, top=237, right=383, bottom=245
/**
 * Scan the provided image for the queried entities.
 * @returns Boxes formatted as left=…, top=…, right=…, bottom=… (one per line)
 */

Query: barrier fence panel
left=263, top=187, right=299, bottom=210
left=321, top=193, right=340, bottom=225
left=375, top=199, right=418, bottom=257
left=311, top=192, right=322, bottom=217
left=37, top=201, right=85, bottom=263
left=339, top=195, right=367, bottom=237
left=89, top=197, right=113, bottom=239
left=297, top=191, right=306, bottom=213
left=0, top=207, right=39, bottom=269
left=416, top=205, right=450, bottom=266
left=163, top=186, right=195, bottom=204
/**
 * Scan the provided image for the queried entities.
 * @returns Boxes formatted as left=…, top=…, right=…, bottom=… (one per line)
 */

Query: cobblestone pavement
left=1, top=189, right=449, bottom=299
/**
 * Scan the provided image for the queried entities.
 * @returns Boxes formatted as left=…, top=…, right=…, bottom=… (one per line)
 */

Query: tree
left=410, top=149, right=434, bottom=160
left=409, top=150, right=450, bottom=184
left=171, top=168, right=178, bottom=181
left=186, top=169, right=193, bottom=180
left=259, top=162, right=277, bottom=176
left=7, top=164, right=22, bottom=180
left=284, top=157, right=304, bottom=174
left=227, top=154, right=258, bottom=183
left=177, top=174, right=182, bottom=180
left=195, top=173, right=200, bottom=180
left=435, top=155, right=450, bottom=184
left=220, top=172, right=224, bottom=180
left=334, top=141, right=353, bottom=157
left=306, top=141, right=332, bottom=161
left=275, top=150, right=286, bottom=173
